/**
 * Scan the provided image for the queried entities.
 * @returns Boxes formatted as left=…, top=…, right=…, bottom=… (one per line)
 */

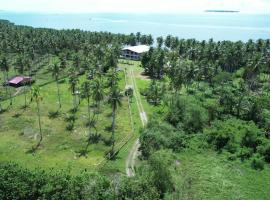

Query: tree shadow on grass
left=12, top=113, right=22, bottom=118
left=105, top=149, right=119, bottom=160
left=69, top=107, right=78, bottom=114
left=65, top=114, right=77, bottom=122
left=26, top=147, right=36, bottom=154
left=102, top=136, right=113, bottom=146
left=20, top=104, right=30, bottom=110
left=48, top=110, right=61, bottom=119
left=76, top=149, right=90, bottom=158
left=85, top=120, right=96, bottom=128
left=0, top=108, right=8, bottom=114
left=25, top=144, right=42, bottom=155
left=104, top=125, right=112, bottom=132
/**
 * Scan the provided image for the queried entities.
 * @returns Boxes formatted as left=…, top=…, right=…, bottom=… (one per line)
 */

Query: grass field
left=0, top=58, right=134, bottom=174
left=171, top=150, right=270, bottom=200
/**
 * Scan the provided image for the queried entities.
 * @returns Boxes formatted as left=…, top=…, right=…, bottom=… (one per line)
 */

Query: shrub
left=241, top=129, right=263, bottom=150
left=118, top=176, right=159, bottom=200
left=0, top=162, right=112, bottom=200
left=167, top=96, right=208, bottom=133
left=205, top=118, right=263, bottom=155
left=259, top=144, right=270, bottom=163
left=140, top=120, right=186, bottom=159
left=206, top=123, right=235, bottom=152
left=251, top=157, right=265, bottom=170
left=238, top=147, right=254, bottom=161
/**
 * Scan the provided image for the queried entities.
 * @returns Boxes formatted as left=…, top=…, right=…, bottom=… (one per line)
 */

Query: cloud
left=0, top=0, right=270, bottom=13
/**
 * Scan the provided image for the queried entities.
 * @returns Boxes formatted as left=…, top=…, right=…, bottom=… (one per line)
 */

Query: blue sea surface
left=0, top=11, right=269, bottom=41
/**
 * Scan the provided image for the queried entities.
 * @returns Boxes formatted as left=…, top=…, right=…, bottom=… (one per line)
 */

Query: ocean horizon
left=0, top=11, right=270, bottom=41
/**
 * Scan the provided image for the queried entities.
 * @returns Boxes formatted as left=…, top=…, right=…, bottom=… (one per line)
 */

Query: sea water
left=0, top=11, right=269, bottom=41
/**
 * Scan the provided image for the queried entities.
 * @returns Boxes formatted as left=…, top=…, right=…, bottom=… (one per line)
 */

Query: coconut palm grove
left=0, top=15, right=270, bottom=200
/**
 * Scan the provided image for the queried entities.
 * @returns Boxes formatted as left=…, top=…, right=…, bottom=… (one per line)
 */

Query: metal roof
left=123, top=45, right=150, bottom=54
left=9, top=76, right=32, bottom=85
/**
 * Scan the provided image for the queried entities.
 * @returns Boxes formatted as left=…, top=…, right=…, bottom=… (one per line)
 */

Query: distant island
left=205, top=10, right=239, bottom=13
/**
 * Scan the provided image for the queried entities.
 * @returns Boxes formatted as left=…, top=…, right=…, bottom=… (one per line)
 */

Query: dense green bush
left=118, top=174, right=160, bottom=199
left=0, top=162, right=112, bottom=200
left=251, top=156, right=265, bottom=170
left=259, top=144, right=270, bottom=163
left=140, top=120, right=187, bottom=159
left=0, top=160, right=176, bottom=200
left=205, top=118, right=268, bottom=163
left=167, top=96, right=208, bottom=133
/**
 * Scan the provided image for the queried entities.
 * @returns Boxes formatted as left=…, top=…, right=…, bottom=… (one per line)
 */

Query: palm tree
left=157, top=36, right=164, bottom=48
left=107, top=68, right=119, bottom=89
left=81, top=81, right=92, bottom=131
left=22, top=58, right=31, bottom=108
left=51, top=59, right=62, bottom=109
left=0, top=90, right=3, bottom=112
left=92, top=78, right=105, bottom=113
left=80, top=80, right=93, bottom=154
left=14, top=54, right=25, bottom=74
left=68, top=68, right=79, bottom=110
left=0, top=56, right=12, bottom=106
left=136, top=32, right=141, bottom=44
left=31, top=86, right=43, bottom=150
left=108, top=86, right=122, bottom=156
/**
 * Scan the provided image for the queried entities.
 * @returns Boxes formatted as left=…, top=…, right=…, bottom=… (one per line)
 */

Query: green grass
left=0, top=65, right=133, bottom=174
left=170, top=150, right=270, bottom=200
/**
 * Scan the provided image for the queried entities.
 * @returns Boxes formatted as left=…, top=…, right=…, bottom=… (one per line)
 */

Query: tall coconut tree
left=108, top=85, right=122, bottom=156
left=80, top=80, right=93, bottom=154
left=107, top=68, right=119, bottom=89
left=31, top=86, right=43, bottom=150
left=14, top=54, right=25, bottom=75
left=0, top=56, right=12, bottom=106
left=22, top=58, right=32, bottom=108
left=68, top=68, right=79, bottom=110
left=0, top=89, right=3, bottom=112
left=51, top=59, right=62, bottom=109
left=81, top=81, right=92, bottom=131
left=92, top=78, right=105, bottom=112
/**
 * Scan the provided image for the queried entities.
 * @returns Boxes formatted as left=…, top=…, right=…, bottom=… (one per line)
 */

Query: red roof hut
left=8, top=76, right=33, bottom=87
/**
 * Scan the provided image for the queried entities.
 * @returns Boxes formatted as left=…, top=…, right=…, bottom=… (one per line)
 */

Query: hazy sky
left=1, top=0, right=270, bottom=14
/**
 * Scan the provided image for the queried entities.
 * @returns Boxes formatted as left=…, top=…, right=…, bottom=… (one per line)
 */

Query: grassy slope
left=0, top=61, right=132, bottom=174
left=172, top=150, right=270, bottom=200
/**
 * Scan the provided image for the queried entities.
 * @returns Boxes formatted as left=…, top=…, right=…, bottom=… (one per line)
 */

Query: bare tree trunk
left=35, top=100, right=43, bottom=149
left=6, top=71, right=12, bottom=106
left=24, top=84, right=27, bottom=108
left=111, top=104, right=116, bottom=154
left=3, top=73, right=8, bottom=97
left=87, top=97, right=91, bottom=133
left=56, top=79, right=61, bottom=109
